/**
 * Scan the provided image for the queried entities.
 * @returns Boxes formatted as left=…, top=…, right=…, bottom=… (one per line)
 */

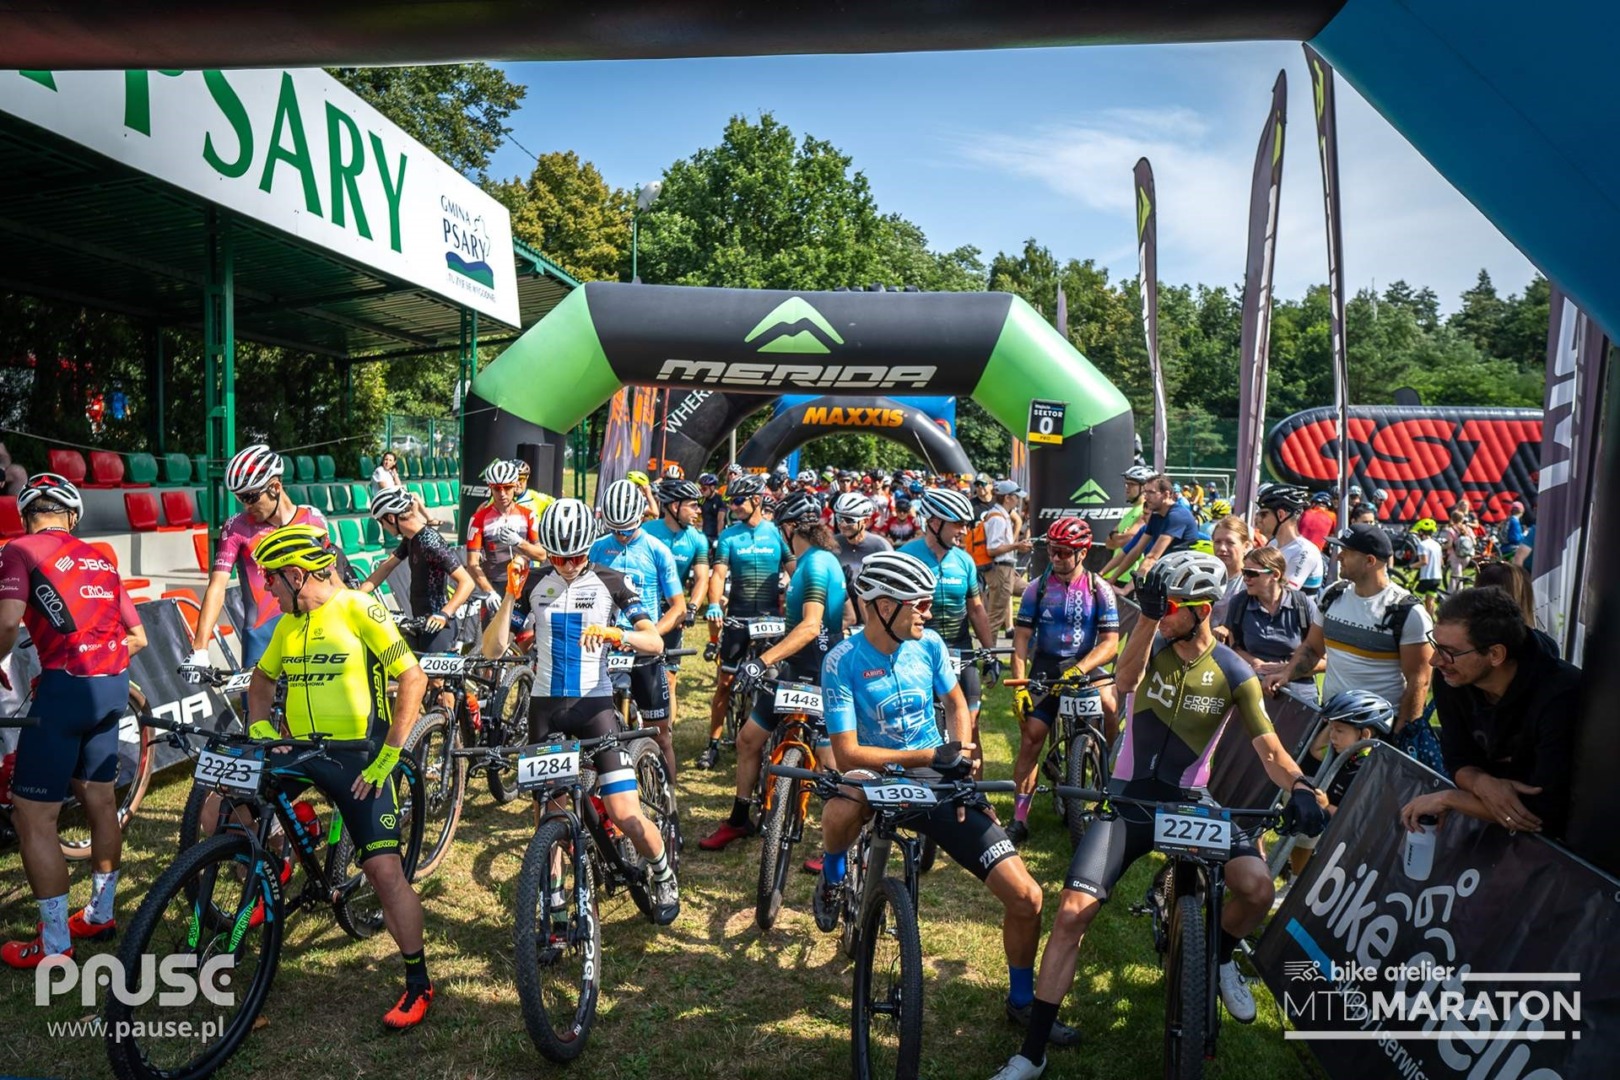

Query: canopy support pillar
left=202, top=209, right=235, bottom=553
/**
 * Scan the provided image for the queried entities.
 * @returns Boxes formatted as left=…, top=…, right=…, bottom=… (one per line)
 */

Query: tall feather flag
left=1234, top=72, right=1288, bottom=516
left=1305, top=45, right=1352, bottom=530
left=1134, top=158, right=1167, bottom=473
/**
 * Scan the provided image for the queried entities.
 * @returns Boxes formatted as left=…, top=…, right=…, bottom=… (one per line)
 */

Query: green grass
left=0, top=631, right=1322, bottom=1079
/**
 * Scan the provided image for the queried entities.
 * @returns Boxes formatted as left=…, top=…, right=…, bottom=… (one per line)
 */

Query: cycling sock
left=402, top=948, right=431, bottom=992
left=823, top=849, right=847, bottom=884
left=728, top=798, right=751, bottom=828
left=39, top=895, right=70, bottom=955
left=648, top=849, right=675, bottom=882
left=1217, top=929, right=1241, bottom=963
left=547, top=888, right=567, bottom=916
left=1013, top=795, right=1033, bottom=824
left=87, top=869, right=120, bottom=924
left=1018, top=997, right=1059, bottom=1065
left=1008, top=966, right=1035, bottom=1009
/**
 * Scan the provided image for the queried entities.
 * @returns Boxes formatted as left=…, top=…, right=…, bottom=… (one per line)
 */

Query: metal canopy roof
left=0, top=108, right=577, bottom=360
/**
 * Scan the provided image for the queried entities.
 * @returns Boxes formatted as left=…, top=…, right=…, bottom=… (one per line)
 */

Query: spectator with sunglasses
left=182, top=444, right=328, bottom=682
left=1219, top=546, right=1321, bottom=702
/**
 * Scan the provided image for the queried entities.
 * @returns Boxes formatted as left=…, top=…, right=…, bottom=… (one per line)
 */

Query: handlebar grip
left=141, top=714, right=189, bottom=733
left=1053, top=786, right=1107, bottom=803
left=974, top=780, right=1017, bottom=793
left=0, top=716, right=40, bottom=729
left=766, top=764, right=823, bottom=783
left=320, top=738, right=377, bottom=754
left=1003, top=679, right=1030, bottom=687
left=618, top=727, right=660, bottom=743
left=665, top=648, right=699, bottom=658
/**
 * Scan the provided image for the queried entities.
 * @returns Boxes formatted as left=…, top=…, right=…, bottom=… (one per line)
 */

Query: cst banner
left=1266, top=406, right=1542, bottom=524
left=1255, top=747, right=1616, bottom=1079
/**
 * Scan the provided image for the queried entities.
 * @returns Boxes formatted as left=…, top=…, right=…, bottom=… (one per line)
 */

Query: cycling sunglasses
left=901, top=596, right=933, bottom=615
left=236, top=486, right=274, bottom=505
left=550, top=553, right=588, bottom=570
left=1048, top=545, right=1078, bottom=559
left=1240, top=567, right=1275, bottom=578
left=488, top=483, right=518, bottom=494
left=1164, top=599, right=1212, bottom=617
left=728, top=495, right=755, bottom=507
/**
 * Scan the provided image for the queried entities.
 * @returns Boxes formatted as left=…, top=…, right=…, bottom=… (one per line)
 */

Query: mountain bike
left=752, top=677, right=825, bottom=930
left=608, top=647, right=694, bottom=863
left=918, top=645, right=1012, bottom=872
left=1, top=682, right=158, bottom=859
left=1008, top=671, right=1115, bottom=847
left=772, top=762, right=1015, bottom=1080
left=1056, top=786, right=1285, bottom=1080
left=458, top=727, right=674, bottom=1063
left=717, top=614, right=786, bottom=750
left=107, top=712, right=424, bottom=1080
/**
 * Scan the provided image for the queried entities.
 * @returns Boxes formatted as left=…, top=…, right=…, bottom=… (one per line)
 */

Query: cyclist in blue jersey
left=698, top=474, right=789, bottom=769
left=482, top=499, right=680, bottom=925
left=590, top=479, right=687, bottom=779
left=811, top=552, right=1075, bottom=1048
left=700, top=492, right=850, bottom=850
left=1007, top=517, right=1121, bottom=846
left=899, top=488, right=1001, bottom=776
left=646, top=477, right=711, bottom=769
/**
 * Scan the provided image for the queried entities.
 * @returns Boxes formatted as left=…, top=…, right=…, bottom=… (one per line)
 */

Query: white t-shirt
left=1274, top=535, right=1324, bottom=592
left=1315, top=581, right=1433, bottom=706
left=982, top=506, right=1015, bottom=564
left=0, top=637, right=39, bottom=755
left=1417, top=536, right=1444, bottom=581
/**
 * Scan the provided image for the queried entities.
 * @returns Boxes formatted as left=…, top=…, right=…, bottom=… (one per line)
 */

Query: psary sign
left=1266, top=406, right=1541, bottom=524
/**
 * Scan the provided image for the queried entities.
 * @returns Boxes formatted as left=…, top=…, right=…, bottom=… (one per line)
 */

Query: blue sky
left=493, top=42, right=1536, bottom=312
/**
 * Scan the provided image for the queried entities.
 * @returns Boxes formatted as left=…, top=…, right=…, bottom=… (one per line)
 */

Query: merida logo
left=743, top=297, right=845, bottom=355
left=1071, top=480, right=1109, bottom=504
left=654, top=360, right=936, bottom=390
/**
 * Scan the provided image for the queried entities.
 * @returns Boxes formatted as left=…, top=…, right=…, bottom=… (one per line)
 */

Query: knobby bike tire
left=917, top=836, right=938, bottom=875
left=405, top=709, right=464, bottom=880
left=1064, top=733, right=1105, bottom=849
left=1165, top=892, right=1208, bottom=1080
left=330, top=756, right=426, bottom=939
left=514, top=817, right=600, bottom=1063
left=61, top=689, right=155, bottom=860
left=755, top=745, right=804, bottom=931
left=105, top=833, right=282, bottom=1080
left=632, top=739, right=682, bottom=875
left=487, top=666, right=533, bottom=805
left=851, top=876, right=925, bottom=1080
left=840, top=829, right=870, bottom=961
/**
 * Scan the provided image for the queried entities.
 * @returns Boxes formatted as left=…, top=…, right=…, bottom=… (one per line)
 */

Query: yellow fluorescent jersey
left=256, top=589, right=418, bottom=740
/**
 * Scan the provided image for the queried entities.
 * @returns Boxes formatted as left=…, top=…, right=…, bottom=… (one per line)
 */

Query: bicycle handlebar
left=767, top=763, right=1016, bottom=797
left=1005, top=671, right=1116, bottom=691
left=1053, top=786, right=1283, bottom=822
left=144, top=714, right=375, bottom=755
left=451, top=725, right=660, bottom=766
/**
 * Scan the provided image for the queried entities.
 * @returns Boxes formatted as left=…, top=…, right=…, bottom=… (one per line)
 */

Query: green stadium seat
left=329, top=484, right=352, bottom=513
left=162, top=453, right=192, bottom=485
left=125, top=452, right=160, bottom=485
left=434, top=457, right=449, bottom=477
left=422, top=481, right=441, bottom=507
left=350, top=484, right=371, bottom=513
left=316, top=455, right=336, bottom=482
left=294, top=455, right=316, bottom=482
left=284, top=483, right=308, bottom=506
left=306, top=486, right=334, bottom=515
left=192, top=455, right=210, bottom=486
left=325, top=520, right=341, bottom=547
left=438, top=481, right=455, bottom=506
left=336, top=517, right=364, bottom=555
left=279, top=454, right=295, bottom=480
left=397, top=456, right=413, bottom=479
left=359, top=455, right=376, bottom=480
left=362, top=517, right=386, bottom=551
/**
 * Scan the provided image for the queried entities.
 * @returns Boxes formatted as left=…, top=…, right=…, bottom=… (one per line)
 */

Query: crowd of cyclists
left=0, top=442, right=1550, bottom=1078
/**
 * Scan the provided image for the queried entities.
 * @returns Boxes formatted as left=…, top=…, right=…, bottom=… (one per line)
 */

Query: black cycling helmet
left=774, top=490, right=822, bottom=525
left=698, top=472, right=719, bottom=486
left=1257, top=484, right=1310, bottom=514
left=728, top=473, right=767, bottom=499
left=656, top=477, right=702, bottom=504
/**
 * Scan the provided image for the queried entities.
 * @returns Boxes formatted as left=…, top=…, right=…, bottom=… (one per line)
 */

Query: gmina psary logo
left=442, top=195, right=493, bottom=288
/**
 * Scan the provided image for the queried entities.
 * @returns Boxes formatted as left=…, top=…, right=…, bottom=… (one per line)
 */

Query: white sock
left=547, top=889, right=567, bottom=915
left=38, top=894, right=70, bottom=954
left=88, top=869, right=119, bottom=924
left=649, top=849, right=674, bottom=882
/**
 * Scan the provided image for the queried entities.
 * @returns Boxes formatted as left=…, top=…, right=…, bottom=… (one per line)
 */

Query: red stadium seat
left=87, top=450, right=125, bottom=488
left=159, top=489, right=195, bottom=530
left=0, top=496, right=22, bottom=538
left=47, top=449, right=86, bottom=485
left=124, top=492, right=160, bottom=532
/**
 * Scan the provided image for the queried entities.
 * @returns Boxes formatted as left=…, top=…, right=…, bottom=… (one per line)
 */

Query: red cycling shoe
left=1, top=937, right=72, bottom=970
left=698, top=820, right=754, bottom=851
left=383, top=986, right=434, bottom=1029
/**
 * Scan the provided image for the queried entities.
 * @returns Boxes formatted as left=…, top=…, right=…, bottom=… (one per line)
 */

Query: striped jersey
left=523, top=565, right=650, bottom=698
left=1114, top=639, right=1273, bottom=790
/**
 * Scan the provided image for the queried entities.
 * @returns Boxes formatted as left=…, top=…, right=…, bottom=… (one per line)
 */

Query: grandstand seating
left=126, top=453, right=160, bottom=485
left=160, top=490, right=195, bottom=529
left=48, top=449, right=87, bottom=485
left=87, top=450, right=126, bottom=487
left=0, top=496, right=22, bottom=539
left=317, top=455, right=336, bottom=482
left=124, top=491, right=160, bottom=531
left=162, top=453, right=192, bottom=485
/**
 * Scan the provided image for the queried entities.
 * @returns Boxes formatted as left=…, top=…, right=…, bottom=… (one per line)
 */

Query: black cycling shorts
left=625, top=660, right=670, bottom=721
left=13, top=670, right=127, bottom=802
left=1024, top=654, right=1071, bottom=727
left=849, top=768, right=1017, bottom=883
left=747, top=655, right=822, bottom=732
left=1415, top=579, right=1441, bottom=595
left=946, top=641, right=982, bottom=711
left=405, top=624, right=458, bottom=657
left=1063, top=782, right=1260, bottom=901
left=279, top=746, right=402, bottom=865
left=661, top=627, right=687, bottom=671
left=718, top=621, right=753, bottom=668
left=527, top=696, right=634, bottom=786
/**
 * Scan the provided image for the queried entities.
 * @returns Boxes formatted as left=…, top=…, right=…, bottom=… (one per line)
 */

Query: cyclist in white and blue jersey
left=482, top=498, right=679, bottom=925
left=811, top=551, right=1075, bottom=1050
left=591, top=479, right=688, bottom=778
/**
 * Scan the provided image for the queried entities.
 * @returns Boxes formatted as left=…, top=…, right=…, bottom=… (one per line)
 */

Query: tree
left=487, top=151, right=632, bottom=282
left=1448, top=269, right=1508, bottom=358
left=329, top=64, right=526, bottom=179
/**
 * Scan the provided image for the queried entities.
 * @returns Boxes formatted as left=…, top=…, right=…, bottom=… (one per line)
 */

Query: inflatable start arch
left=464, top=283, right=1135, bottom=528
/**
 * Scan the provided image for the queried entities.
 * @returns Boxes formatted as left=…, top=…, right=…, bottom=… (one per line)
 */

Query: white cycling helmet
left=854, top=551, right=938, bottom=603
left=919, top=487, right=975, bottom=524
left=17, top=472, right=83, bottom=515
left=600, top=479, right=646, bottom=530
left=1122, top=465, right=1157, bottom=484
left=796, top=469, right=817, bottom=485
left=1148, top=550, right=1228, bottom=603
left=224, top=444, right=283, bottom=494
left=540, top=498, right=597, bottom=558
left=482, top=458, right=522, bottom=486
left=833, top=491, right=876, bottom=522
left=370, top=486, right=415, bottom=520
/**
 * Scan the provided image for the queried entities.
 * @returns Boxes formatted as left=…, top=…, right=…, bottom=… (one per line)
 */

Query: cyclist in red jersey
left=465, top=459, right=545, bottom=612
left=0, top=474, right=147, bottom=967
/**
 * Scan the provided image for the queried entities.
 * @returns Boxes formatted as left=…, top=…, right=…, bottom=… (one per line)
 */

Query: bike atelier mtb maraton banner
left=1255, top=747, right=1617, bottom=1080
left=1266, top=406, right=1541, bottom=524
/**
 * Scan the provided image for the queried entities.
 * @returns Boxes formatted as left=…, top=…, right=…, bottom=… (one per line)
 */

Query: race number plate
left=516, top=742, right=582, bottom=791
left=418, top=654, right=466, bottom=677
left=194, top=747, right=265, bottom=796
left=219, top=670, right=254, bottom=695
left=605, top=653, right=635, bottom=673
left=1153, top=805, right=1233, bottom=858
left=749, top=617, right=787, bottom=638
left=1059, top=692, right=1103, bottom=720
left=864, top=781, right=938, bottom=808
left=773, top=684, right=823, bottom=716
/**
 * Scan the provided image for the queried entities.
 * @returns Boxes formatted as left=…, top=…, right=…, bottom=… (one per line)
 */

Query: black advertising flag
left=1134, top=157, right=1167, bottom=473
left=1305, top=45, right=1352, bottom=529
left=1235, top=72, right=1287, bottom=516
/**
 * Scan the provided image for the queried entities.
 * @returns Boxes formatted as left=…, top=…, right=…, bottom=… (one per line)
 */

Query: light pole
left=631, top=180, right=662, bottom=284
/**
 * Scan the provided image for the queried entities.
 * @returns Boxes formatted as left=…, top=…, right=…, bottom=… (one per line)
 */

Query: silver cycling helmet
left=600, top=479, right=647, bottom=530
left=224, top=444, right=283, bottom=494
left=540, top=498, right=597, bottom=558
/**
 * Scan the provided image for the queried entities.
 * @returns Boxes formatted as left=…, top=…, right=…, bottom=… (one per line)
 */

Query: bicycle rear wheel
left=514, top=817, right=600, bottom=1063
left=405, top=709, right=464, bottom=879
left=331, top=756, right=425, bottom=939
left=487, top=667, right=532, bottom=805
left=755, top=745, right=803, bottom=930
left=105, top=834, right=281, bottom=1080
left=633, top=739, right=681, bottom=873
left=61, top=691, right=155, bottom=859
left=851, top=876, right=925, bottom=1080
left=1064, top=733, right=1106, bottom=849
left=1164, top=892, right=1208, bottom=1080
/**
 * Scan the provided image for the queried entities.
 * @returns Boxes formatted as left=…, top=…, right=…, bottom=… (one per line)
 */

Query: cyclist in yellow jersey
left=248, top=525, right=436, bottom=1030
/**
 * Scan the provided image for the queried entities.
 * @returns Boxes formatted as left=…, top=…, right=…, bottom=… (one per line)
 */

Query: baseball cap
left=994, top=479, right=1020, bottom=496
left=973, top=473, right=992, bottom=486
left=1326, top=524, right=1392, bottom=560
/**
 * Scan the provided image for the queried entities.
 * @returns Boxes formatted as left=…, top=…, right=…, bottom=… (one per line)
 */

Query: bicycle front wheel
left=1164, top=892, right=1208, bottom=1080
left=1064, top=734, right=1106, bottom=849
left=852, top=876, right=925, bottom=1080
left=514, top=817, right=600, bottom=1063
left=405, top=709, right=464, bottom=879
left=755, top=745, right=803, bottom=930
left=487, top=666, right=532, bottom=805
left=105, top=834, right=282, bottom=1080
